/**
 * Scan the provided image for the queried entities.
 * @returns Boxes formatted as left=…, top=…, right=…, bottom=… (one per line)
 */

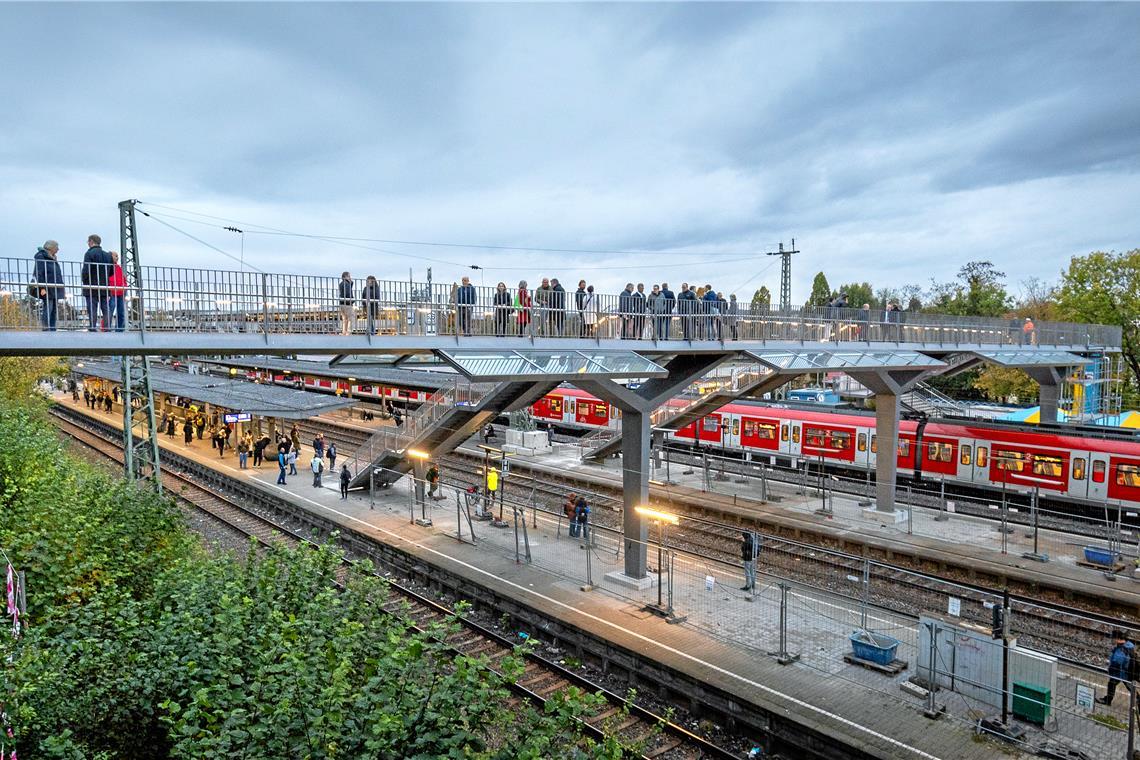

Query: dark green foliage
left=0, top=406, right=625, bottom=758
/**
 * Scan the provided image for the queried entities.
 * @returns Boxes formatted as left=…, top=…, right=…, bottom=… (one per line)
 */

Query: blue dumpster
left=1084, top=547, right=1116, bottom=566
left=850, top=631, right=900, bottom=666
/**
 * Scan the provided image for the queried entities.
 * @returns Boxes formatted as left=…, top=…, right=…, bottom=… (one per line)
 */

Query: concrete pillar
left=1037, top=381, right=1059, bottom=424
left=622, top=410, right=650, bottom=578
left=875, top=392, right=900, bottom=513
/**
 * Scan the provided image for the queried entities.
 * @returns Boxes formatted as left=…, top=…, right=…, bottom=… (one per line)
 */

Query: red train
left=530, top=388, right=1140, bottom=507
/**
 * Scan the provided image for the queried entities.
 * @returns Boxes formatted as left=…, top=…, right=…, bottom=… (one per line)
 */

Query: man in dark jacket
left=632, top=283, right=647, bottom=339
left=702, top=286, right=720, bottom=340
left=33, top=240, right=65, bottom=331
left=740, top=531, right=759, bottom=591
left=618, top=283, right=636, bottom=339
left=1097, top=630, right=1135, bottom=705
left=549, top=278, right=566, bottom=336
left=456, top=276, right=477, bottom=336
left=678, top=283, right=698, bottom=340
left=574, top=280, right=588, bottom=337
left=659, top=282, right=675, bottom=339
left=337, top=272, right=355, bottom=335
left=81, top=234, right=113, bottom=331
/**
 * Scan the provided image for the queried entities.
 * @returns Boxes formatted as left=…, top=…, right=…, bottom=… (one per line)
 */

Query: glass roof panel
left=743, top=349, right=945, bottom=371
left=438, top=350, right=666, bottom=380
left=971, top=350, right=1091, bottom=366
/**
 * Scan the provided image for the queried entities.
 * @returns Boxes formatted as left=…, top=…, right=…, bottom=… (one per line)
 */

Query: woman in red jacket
left=107, top=250, right=127, bottom=331
left=515, top=280, right=532, bottom=336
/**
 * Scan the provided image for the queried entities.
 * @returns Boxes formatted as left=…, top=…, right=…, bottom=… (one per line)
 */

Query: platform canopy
left=434, top=349, right=667, bottom=381
left=966, top=350, right=1092, bottom=368
left=741, top=348, right=947, bottom=372
left=75, top=361, right=356, bottom=419
left=200, top=356, right=455, bottom=391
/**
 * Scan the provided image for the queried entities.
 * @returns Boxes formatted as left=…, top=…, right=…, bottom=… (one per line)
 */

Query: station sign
left=224, top=413, right=252, bottom=424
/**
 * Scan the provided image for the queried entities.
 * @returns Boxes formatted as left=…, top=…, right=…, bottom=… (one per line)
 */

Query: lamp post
left=635, top=506, right=682, bottom=621
left=407, top=448, right=432, bottom=527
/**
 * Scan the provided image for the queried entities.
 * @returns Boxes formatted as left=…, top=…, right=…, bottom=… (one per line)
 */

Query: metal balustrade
left=0, top=257, right=1122, bottom=349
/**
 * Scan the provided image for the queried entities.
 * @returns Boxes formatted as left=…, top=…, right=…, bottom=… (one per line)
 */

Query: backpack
left=27, top=276, right=38, bottom=298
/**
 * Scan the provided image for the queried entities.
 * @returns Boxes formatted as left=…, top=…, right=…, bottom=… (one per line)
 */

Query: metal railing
left=0, top=258, right=1121, bottom=348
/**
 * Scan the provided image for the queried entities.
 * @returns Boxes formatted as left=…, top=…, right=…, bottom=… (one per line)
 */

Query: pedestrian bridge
left=0, top=258, right=1121, bottom=356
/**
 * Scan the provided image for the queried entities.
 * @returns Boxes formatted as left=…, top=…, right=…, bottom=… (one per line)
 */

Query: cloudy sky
left=2, top=2, right=1138, bottom=302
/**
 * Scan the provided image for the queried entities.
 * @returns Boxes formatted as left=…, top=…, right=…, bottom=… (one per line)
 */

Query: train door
left=564, top=396, right=576, bottom=424
left=1088, top=453, right=1109, bottom=501
left=855, top=427, right=871, bottom=469
left=722, top=414, right=740, bottom=450
left=956, top=439, right=976, bottom=483
left=1067, top=452, right=1090, bottom=500
left=778, top=422, right=791, bottom=455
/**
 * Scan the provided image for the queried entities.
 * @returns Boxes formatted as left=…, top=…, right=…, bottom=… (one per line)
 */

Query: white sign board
left=705, top=575, right=715, bottom=591
left=1076, top=684, right=1095, bottom=710
left=947, top=597, right=961, bottom=617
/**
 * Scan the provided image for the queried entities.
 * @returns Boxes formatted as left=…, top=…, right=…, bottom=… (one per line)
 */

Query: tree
left=752, top=286, right=771, bottom=311
left=834, top=282, right=874, bottom=308
left=1055, top=249, right=1140, bottom=395
left=973, top=367, right=1039, bottom=404
left=928, top=261, right=1010, bottom=317
left=806, top=272, right=832, bottom=308
left=1016, top=276, right=1058, bottom=321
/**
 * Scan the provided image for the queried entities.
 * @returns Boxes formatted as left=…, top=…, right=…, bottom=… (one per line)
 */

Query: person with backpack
left=740, top=531, right=759, bottom=591
left=426, top=462, right=444, bottom=501
left=339, top=464, right=351, bottom=500
left=32, top=240, right=65, bottom=331
left=574, top=495, right=590, bottom=545
left=1097, top=630, right=1136, bottom=705
left=237, top=436, right=250, bottom=469
left=326, top=441, right=337, bottom=472
left=311, top=453, right=325, bottom=488
left=277, top=449, right=288, bottom=485
left=565, top=493, right=579, bottom=537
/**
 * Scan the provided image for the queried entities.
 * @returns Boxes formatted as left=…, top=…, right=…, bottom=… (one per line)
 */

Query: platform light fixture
left=634, top=506, right=679, bottom=525
left=406, top=448, right=430, bottom=460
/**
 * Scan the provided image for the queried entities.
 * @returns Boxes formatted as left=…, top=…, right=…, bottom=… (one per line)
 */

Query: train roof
left=198, top=357, right=455, bottom=391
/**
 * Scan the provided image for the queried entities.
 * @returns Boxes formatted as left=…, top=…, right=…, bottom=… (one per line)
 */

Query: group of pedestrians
left=336, top=271, right=385, bottom=335
left=29, top=236, right=129, bottom=332
left=563, top=493, right=591, bottom=543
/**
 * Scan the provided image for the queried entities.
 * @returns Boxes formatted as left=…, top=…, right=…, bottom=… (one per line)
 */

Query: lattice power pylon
left=118, top=199, right=163, bottom=493
left=765, top=239, right=799, bottom=311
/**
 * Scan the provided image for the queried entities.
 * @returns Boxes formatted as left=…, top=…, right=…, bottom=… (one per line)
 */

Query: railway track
left=50, top=406, right=745, bottom=760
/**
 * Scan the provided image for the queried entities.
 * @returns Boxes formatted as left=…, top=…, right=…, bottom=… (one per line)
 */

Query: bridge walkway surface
left=61, top=398, right=1132, bottom=760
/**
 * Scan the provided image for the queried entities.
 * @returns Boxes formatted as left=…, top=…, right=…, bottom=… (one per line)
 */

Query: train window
left=831, top=431, right=851, bottom=450
left=897, top=440, right=910, bottom=457
left=595, top=403, right=609, bottom=418
left=960, top=445, right=972, bottom=466
left=792, top=426, right=800, bottom=443
left=1115, top=464, right=1140, bottom=488
left=549, top=398, right=563, bottom=414
left=805, top=427, right=826, bottom=447
left=1032, top=455, right=1063, bottom=478
left=994, top=449, right=1026, bottom=472
left=857, top=433, right=867, bottom=452
left=744, top=420, right=776, bottom=439
left=781, top=425, right=788, bottom=442
left=732, top=419, right=740, bottom=436
left=927, top=442, right=953, bottom=463
left=1093, top=460, right=1106, bottom=483
left=1072, top=458, right=1086, bottom=480
left=976, top=447, right=988, bottom=467
left=871, top=435, right=877, bottom=454
left=702, top=417, right=719, bottom=433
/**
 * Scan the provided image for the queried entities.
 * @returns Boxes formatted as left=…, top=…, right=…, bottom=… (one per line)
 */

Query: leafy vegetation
left=0, top=404, right=627, bottom=758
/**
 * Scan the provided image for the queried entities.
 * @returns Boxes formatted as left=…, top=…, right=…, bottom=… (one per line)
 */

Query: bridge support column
left=848, top=368, right=932, bottom=518
left=1025, top=367, right=1063, bottom=424
left=621, top=410, right=651, bottom=579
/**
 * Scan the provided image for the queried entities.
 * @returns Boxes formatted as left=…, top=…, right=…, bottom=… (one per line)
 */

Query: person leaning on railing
left=492, top=282, right=512, bottom=337
left=81, top=234, right=113, bottom=332
left=361, top=276, right=381, bottom=335
left=456, top=276, right=476, bottom=336
left=337, top=272, right=355, bottom=335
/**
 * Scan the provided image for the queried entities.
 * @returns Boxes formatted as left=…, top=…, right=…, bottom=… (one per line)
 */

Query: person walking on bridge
left=33, top=240, right=64, bottom=331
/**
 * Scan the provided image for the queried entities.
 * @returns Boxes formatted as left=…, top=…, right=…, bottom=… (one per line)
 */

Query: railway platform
left=58, top=398, right=1135, bottom=760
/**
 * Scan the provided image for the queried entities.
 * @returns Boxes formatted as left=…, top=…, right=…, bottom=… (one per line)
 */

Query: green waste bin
left=1012, top=681, right=1051, bottom=724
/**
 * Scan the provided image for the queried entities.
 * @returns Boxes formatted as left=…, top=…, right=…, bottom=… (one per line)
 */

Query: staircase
left=345, top=378, right=557, bottom=489
left=900, top=382, right=969, bottom=417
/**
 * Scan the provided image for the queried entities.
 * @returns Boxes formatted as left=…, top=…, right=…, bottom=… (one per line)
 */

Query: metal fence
left=0, top=257, right=1121, bottom=348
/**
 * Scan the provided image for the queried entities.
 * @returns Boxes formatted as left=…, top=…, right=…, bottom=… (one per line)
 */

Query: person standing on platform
left=311, top=453, right=324, bottom=488
left=1097, top=630, right=1136, bottom=705
left=483, top=423, right=495, bottom=444
left=456, top=276, right=477, bottom=336
left=107, top=250, right=127, bottom=331
left=237, top=436, right=249, bottom=469
left=492, top=282, right=512, bottom=337
left=574, top=495, right=590, bottom=544
left=290, top=424, right=301, bottom=453
left=740, top=531, right=759, bottom=591
left=253, top=435, right=269, bottom=467
left=33, top=240, right=64, bottom=331
left=565, top=493, right=579, bottom=537
left=313, top=434, right=325, bottom=460
left=288, top=447, right=298, bottom=476
left=81, top=234, right=112, bottom=332
left=340, top=464, right=351, bottom=500
left=183, top=418, right=193, bottom=446
left=327, top=441, right=337, bottom=472
left=426, top=462, right=444, bottom=501
left=338, top=271, right=355, bottom=335
left=277, top=449, right=288, bottom=485
left=195, top=414, right=206, bottom=441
